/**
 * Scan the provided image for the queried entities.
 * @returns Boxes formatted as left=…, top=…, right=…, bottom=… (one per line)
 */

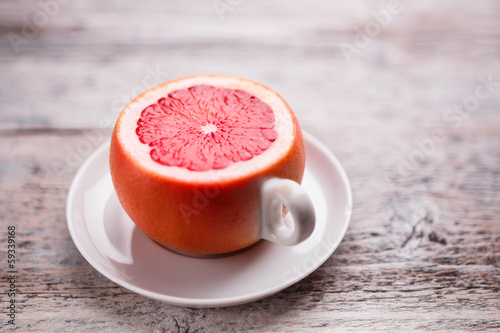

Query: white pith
left=201, top=123, right=218, bottom=134
left=116, top=75, right=294, bottom=183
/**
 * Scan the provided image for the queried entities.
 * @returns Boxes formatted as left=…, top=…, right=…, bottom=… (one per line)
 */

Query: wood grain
left=1, top=128, right=499, bottom=332
left=1, top=0, right=500, bottom=130
left=1, top=0, right=499, bottom=331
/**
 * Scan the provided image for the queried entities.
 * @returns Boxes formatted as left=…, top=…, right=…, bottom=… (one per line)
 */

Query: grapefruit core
left=110, top=75, right=306, bottom=255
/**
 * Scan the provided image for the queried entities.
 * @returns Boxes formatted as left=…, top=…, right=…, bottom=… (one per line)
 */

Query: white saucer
left=66, top=131, right=352, bottom=307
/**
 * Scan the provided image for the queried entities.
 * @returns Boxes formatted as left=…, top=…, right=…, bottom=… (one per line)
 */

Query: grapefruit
left=110, top=75, right=306, bottom=256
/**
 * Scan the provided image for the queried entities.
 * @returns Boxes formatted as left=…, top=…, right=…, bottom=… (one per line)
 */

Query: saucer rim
left=66, top=131, right=352, bottom=307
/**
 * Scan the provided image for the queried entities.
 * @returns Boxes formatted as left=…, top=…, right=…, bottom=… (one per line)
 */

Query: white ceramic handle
left=260, top=178, right=315, bottom=246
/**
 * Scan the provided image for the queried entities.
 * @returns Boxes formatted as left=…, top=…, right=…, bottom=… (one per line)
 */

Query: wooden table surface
left=1, top=0, right=500, bottom=331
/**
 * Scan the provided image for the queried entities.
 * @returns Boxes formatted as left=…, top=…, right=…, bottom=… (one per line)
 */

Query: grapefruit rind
left=114, top=75, right=294, bottom=183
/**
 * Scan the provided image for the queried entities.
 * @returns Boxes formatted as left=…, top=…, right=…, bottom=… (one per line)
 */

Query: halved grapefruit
left=110, top=75, right=306, bottom=256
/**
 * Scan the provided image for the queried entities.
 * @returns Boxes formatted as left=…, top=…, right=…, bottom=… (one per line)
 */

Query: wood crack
left=400, top=213, right=431, bottom=248
left=0, top=128, right=109, bottom=137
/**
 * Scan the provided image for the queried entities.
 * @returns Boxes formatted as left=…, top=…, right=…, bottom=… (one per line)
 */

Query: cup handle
left=260, top=178, right=316, bottom=246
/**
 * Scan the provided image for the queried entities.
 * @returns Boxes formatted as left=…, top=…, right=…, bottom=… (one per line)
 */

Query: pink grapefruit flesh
left=136, top=85, right=277, bottom=171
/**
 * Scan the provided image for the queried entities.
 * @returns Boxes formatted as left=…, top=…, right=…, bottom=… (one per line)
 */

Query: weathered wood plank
left=1, top=0, right=499, bottom=130
left=0, top=128, right=498, bottom=331
left=1, top=48, right=499, bottom=130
